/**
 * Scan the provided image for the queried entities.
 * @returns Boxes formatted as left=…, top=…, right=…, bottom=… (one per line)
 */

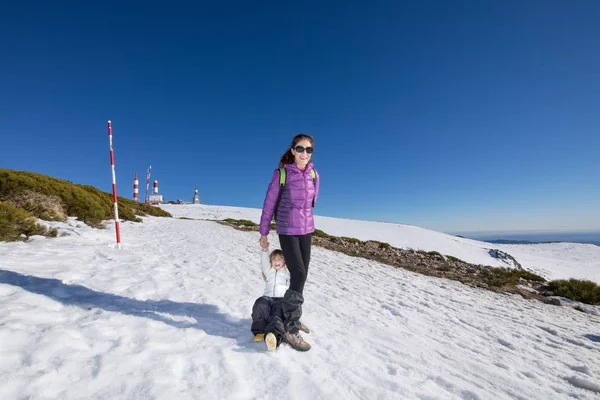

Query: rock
left=544, top=298, right=562, bottom=306
left=365, top=241, right=379, bottom=249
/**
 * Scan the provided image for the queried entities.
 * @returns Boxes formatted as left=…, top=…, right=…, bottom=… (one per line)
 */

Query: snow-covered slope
left=1, top=214, right=599, bottom=399
left=161, top=204, right=600, bottom=284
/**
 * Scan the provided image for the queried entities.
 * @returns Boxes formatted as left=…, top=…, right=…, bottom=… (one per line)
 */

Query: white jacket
left=260, top=250, right=290, bottom=298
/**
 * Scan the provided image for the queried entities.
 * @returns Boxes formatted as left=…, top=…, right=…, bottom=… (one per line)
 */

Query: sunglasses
left=294, top=146, right=314, bottom=154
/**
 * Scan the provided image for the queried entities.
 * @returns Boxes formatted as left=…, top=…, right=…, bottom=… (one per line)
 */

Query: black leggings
left=279, top=233, right=312, bottom=333
left=278, top=233, right=312, bottom=294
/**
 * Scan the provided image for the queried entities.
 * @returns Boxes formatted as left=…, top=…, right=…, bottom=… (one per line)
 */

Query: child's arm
left=260, top=249, right=271, bottom=276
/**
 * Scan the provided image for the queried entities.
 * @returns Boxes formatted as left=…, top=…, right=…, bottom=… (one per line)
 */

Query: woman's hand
left=259, top=235, right=269, bottom=250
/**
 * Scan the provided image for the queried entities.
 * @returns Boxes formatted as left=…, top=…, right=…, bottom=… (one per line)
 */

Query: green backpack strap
left=279, top=168, right=287, bottom=186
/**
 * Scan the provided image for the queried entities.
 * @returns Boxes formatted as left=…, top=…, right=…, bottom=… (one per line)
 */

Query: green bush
left=427, top=251, right=443, bottom=257
left=0, top=169, right=171, bottom=227
left=548, top=279, right=600, bottom=305
left=313, top=229, right=333, bottom=239
left=223, top=218, right=257, bottom=227
left=341, top=237, right=361, bottom=244
left=479, top=267, right=546, bottom=288
left=516, top=270, right=546, bottom=282
left=0, top=202, right=56, bottom=241
left=447, top=255, right=465, bottom=263
left=368, top=240, right=391, bottom=249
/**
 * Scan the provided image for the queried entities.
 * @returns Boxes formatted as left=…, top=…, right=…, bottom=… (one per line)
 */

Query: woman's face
left=291, top=138, right=313, bottom=169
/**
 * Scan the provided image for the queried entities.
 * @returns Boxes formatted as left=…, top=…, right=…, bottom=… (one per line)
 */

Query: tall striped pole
left=133, top=172, right=139, bottom=201
left=107, top=120, right=122, bottom=249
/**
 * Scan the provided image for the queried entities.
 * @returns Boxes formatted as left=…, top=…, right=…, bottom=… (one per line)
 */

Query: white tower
left=193, top=188, right=200, bottom=204
left=148, top=180, right=163, bottom=204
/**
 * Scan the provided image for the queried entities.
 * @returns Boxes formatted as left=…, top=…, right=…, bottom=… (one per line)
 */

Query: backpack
left=273, top=167, right=316, bottom=221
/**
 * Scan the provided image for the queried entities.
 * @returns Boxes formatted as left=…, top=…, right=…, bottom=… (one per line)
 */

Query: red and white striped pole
left=107, top=120, right=122, bottom=249
left=133, top=172, right=139, bottom=201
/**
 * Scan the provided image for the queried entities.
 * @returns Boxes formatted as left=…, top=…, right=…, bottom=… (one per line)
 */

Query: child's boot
left=265, top=332, right=277, bottom=352
left=299, top=321, right=310, bottom=334
left=252, top=333, right=265, bottom=342
left=283, top=331, right=311, bottom=351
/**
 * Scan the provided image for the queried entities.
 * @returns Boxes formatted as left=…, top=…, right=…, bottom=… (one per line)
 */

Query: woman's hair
left=278, top=134, right=314, bottom=167
left=269, top=249, right=285, bottom=264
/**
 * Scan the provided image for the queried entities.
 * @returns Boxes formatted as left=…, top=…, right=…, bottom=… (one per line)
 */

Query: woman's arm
left=259, top=169, right=280, bottom=236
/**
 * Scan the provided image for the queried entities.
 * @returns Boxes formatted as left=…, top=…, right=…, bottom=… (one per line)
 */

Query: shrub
left=238, top=219, right=258, bottom=227
left=223, top=218, right=257, bottom=227
left=313, top=229, right=333, bottom=239
left=0, top=169, right=171, bottom=227
left=369, top=240, right=391, bottom=249
left=341, top=237, right=361, bottom=244
left=516, top=270, right=546, bottom=282
left=447, top=255, right=465, bottom=263
left=0, top=202, right=56, bottom=241
left=479, top=267, right=545, bottom=288
left=4, top=190, right=66, bottom=221
left=547, top=279, right=600, bottom=305
left=427, top=251, right=443, bottom=257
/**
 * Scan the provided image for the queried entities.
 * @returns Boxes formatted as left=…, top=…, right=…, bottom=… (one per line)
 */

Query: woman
left=258, top=134, right=319, bottom=352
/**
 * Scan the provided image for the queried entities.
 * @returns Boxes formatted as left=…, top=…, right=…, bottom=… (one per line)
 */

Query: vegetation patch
left=0, top=202, right=58, bottom=241
left=0, top=169, right=171, bottom=229
left=436, top=264, right=453, bottom=272
left=313, top=229, right=333, bottom=239
left=224, top=218, right=257, bottom=227
left=547, top=279, right=600, bottom=305
left=218, top=218, right=597, bottom=307
left=369, top=240, right=391, bottom=249
left=479, top=267, right=545, bottom=288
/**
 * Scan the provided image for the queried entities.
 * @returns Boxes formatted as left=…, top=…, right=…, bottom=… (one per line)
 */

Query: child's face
left=271, top=255, right=285, bottom=270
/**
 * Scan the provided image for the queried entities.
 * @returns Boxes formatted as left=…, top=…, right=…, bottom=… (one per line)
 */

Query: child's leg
left=251, top=296, right=272, bottom=335
left=265, top=298, right=286, bottom=345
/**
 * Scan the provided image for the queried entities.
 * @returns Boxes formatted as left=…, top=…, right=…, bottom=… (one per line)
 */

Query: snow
left=0, top=206, right=598, bottom=399
left=162, top=204, right=600, bottom=284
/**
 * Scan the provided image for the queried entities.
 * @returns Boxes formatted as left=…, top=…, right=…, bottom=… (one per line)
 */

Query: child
left=251, top=248, right=290, bottom=351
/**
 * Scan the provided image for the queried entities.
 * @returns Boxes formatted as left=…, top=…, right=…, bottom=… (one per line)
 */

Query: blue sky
left=1, top=1, right=599, bottom=233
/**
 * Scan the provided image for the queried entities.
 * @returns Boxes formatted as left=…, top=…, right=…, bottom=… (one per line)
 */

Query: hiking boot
left=265, top=332, right=277, bottom=352
left=283, top=331, right=311, bottom=352
left=252, top=333, right=265, bottom=342
left=299, top=321, right=310, bottom=334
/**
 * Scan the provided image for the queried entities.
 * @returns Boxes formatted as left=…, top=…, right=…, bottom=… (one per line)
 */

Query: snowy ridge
left=0, top=213, right=599, bottom=399
left=161, top=204, right=600, bottom=284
